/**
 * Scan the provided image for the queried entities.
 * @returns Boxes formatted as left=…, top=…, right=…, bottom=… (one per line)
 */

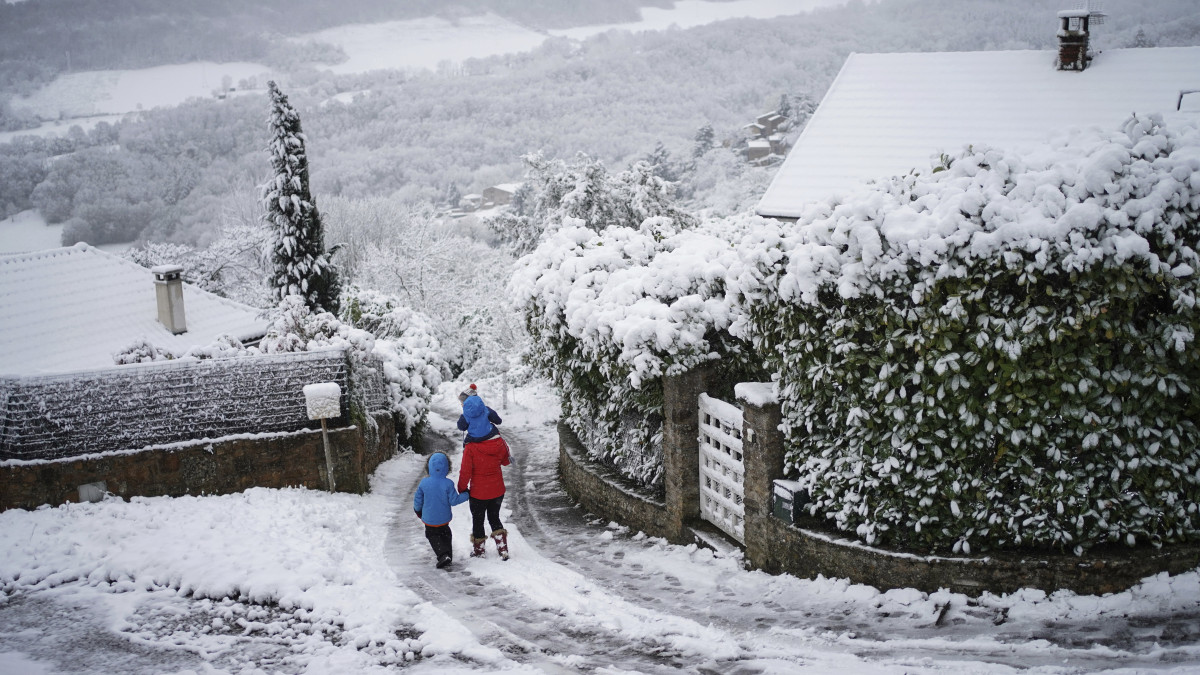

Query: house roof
left=757, top=46, right=1200, bottom=219
left=0, top=244, right=269, bottom=375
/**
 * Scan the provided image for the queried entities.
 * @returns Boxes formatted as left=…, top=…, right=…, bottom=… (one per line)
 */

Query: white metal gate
left=698, top=392, right=745, bottom=544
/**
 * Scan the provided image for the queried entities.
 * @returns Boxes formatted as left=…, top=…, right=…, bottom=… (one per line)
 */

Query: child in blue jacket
left=413, top=452, right=470, bottom=568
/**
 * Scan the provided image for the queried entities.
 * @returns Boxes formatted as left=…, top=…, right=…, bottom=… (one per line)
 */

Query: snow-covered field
left=2, top=379, right=1199, bottom=674
left=9, top=62, right=269, bottom=120
left=0, top=210, right=133, bottom=255
left=549, top=0, right=857, bottom=39
left=0, top=210, right=61, bottom=253
left=298, top=14, right=546, bottom=75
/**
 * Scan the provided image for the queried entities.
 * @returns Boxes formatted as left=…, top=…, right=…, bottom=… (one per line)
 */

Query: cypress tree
left=260, top=80, right=340, bottom=313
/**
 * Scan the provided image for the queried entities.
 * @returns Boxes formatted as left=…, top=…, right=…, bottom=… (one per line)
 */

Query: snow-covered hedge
left=732, top=115, right=1200, bottom=554
left=511, top=216, right=755, bottom=486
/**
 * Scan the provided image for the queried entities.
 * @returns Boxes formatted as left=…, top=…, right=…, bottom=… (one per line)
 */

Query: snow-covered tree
left=260, top=80, right=341, bottom=313
left=692, top=123, right=715, bottom=159
left=487, top=152, right=696, bottom=255
left=125, top=220, right=271, bottom=307
left=776, top=93, right=792, bottom=118
left=322, top=197, right=521, bottom=378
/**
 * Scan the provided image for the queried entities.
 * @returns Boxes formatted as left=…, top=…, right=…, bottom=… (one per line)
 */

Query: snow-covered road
left=385, top=393, right=1200, bottom=673
left=2, top=382, right=1200, bottom=674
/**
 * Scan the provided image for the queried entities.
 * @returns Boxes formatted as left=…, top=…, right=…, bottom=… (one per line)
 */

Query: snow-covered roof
left=0, top=244, right=268, bottom=375
left=757, top=46, right=1200, bottom=219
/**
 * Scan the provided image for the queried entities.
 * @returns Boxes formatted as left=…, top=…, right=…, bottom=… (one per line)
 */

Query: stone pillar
left=661, top=366, right=711, bottom=544
left=736, top=382, right=785, bottom=571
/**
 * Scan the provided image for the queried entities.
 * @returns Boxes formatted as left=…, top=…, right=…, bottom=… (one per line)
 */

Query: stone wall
left=0, top=350, right=388, bottom=461
left=558, top=370, right=1200, bottom=597
left=558, top=422, right=671, bottom=540
left=0, top=411, right=397, bottom=511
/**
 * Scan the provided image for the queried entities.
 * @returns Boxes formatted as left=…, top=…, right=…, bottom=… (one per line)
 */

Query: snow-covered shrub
left=512, top=216, right=758, bottom=487
left=731, top=115, right=1200, bottom=555
left=340, top=286, right=451, bottom=438
left=184, top=334, right=251, bottom=360
left=113, top=338, right=174, bottom=365
left=262, top=294, right=444, bottom=441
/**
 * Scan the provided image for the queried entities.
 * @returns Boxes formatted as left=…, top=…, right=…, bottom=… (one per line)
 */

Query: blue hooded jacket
left=413, top=453, right=469, bottom=526
left=459, top=395, right=501, bottom=441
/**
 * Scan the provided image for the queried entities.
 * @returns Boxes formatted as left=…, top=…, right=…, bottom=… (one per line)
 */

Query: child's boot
left=491, top=528, right=509, bottom=560
left=471, top=536, right=487, bottom=558
left=436, top=554, right=452, bottom=569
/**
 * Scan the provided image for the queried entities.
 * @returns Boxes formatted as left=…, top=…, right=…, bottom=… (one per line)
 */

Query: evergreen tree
left=641, top=141, right=680, bottom=182
left=692, top=123, right=715, bottom=159
left=260, top=80, right=340, bottom=313
left=776, top=93, right=792, bottom=119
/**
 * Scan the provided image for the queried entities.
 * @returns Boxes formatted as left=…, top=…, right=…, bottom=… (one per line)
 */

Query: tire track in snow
left=381, top=431, right=712, bottom=674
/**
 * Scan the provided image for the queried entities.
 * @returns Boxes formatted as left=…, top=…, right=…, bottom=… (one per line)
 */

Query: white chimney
left=152, top=264, right=187, bottom=334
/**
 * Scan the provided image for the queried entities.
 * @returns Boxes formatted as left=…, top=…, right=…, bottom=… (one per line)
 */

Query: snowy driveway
left=2, top=383, right=1200, bottom=673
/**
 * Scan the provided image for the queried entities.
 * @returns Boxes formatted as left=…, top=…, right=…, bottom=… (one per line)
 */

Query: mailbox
left=772, top=479, right=807, bottom=525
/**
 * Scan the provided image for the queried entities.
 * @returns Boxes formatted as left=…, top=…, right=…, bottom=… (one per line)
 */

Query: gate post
left=662, top=365, right=710, bottom=544
left=736, top=382, right=784, bottom=571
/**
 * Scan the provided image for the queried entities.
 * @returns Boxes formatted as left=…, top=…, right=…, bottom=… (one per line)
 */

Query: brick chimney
left=152, top=265, right=187, bottom=334
left=1057, top=5, right=1106, bottom=71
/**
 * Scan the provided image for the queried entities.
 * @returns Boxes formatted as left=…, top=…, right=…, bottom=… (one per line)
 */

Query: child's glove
left=414, top=509, right=422, bottom=519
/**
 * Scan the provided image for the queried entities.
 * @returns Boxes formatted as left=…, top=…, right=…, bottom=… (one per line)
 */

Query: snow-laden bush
left=731, top=115, right=1200, bottom=555
left=512, top=215, right=758, bottom=486
left=261, top=295, right=445, bottom=440
left=113, top=338, right=174, bottom=364
left=184, top=334, right=250, bottom=360
left=340, top=286, right=451, bottom=438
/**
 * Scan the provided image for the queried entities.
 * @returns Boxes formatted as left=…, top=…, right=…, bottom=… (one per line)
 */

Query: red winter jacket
left=457, top=436, right=510, bottom=500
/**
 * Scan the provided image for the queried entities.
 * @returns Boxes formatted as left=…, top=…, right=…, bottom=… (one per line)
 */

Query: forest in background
left=5, top=0, right=1197, bottom=248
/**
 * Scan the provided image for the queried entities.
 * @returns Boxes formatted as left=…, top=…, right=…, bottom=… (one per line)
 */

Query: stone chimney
left=1056, top=5, right=1106, bottom=71
left=152, top=265, right=187, bottom=334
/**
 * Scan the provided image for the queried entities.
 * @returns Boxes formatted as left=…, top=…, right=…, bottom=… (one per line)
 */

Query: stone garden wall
left=558, top=367, right=1200, bottom=597
left=0, top=411, right=397, bottom=511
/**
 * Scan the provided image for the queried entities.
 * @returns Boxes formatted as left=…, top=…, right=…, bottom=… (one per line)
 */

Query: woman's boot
left=471, top=536, right=487, bottom=558
left=491, top=528, right=509, bottom=560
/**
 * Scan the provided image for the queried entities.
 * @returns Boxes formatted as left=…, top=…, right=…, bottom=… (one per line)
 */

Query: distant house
left=460, top=194, right=484, bottom=211
left=742, top=122, right=767, bottom=139
left=744, top=139, right=773, bottom=162
left=483, top=183, right=521, bottom=207
left=756, top=112, right=788, bottom=135
left=756, top=17, right=1200, bottom=220
left=0, top=243, right=267, bottom=376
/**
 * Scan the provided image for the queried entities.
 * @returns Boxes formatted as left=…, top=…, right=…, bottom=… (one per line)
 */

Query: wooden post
left=320, top=418, right=336, bottom=492
left=304, top=382, right=343, bottom=493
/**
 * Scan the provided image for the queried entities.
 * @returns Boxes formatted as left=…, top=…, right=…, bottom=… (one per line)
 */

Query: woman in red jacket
left=457, top=392, right=512, bottom=559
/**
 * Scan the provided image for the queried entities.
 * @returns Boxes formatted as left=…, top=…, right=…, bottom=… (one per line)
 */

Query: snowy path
left=385, top=396, right=1200, bottom=674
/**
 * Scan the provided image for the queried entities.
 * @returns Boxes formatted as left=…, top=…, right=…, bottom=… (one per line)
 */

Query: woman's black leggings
left=469, top=495, right=504, bottom=539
